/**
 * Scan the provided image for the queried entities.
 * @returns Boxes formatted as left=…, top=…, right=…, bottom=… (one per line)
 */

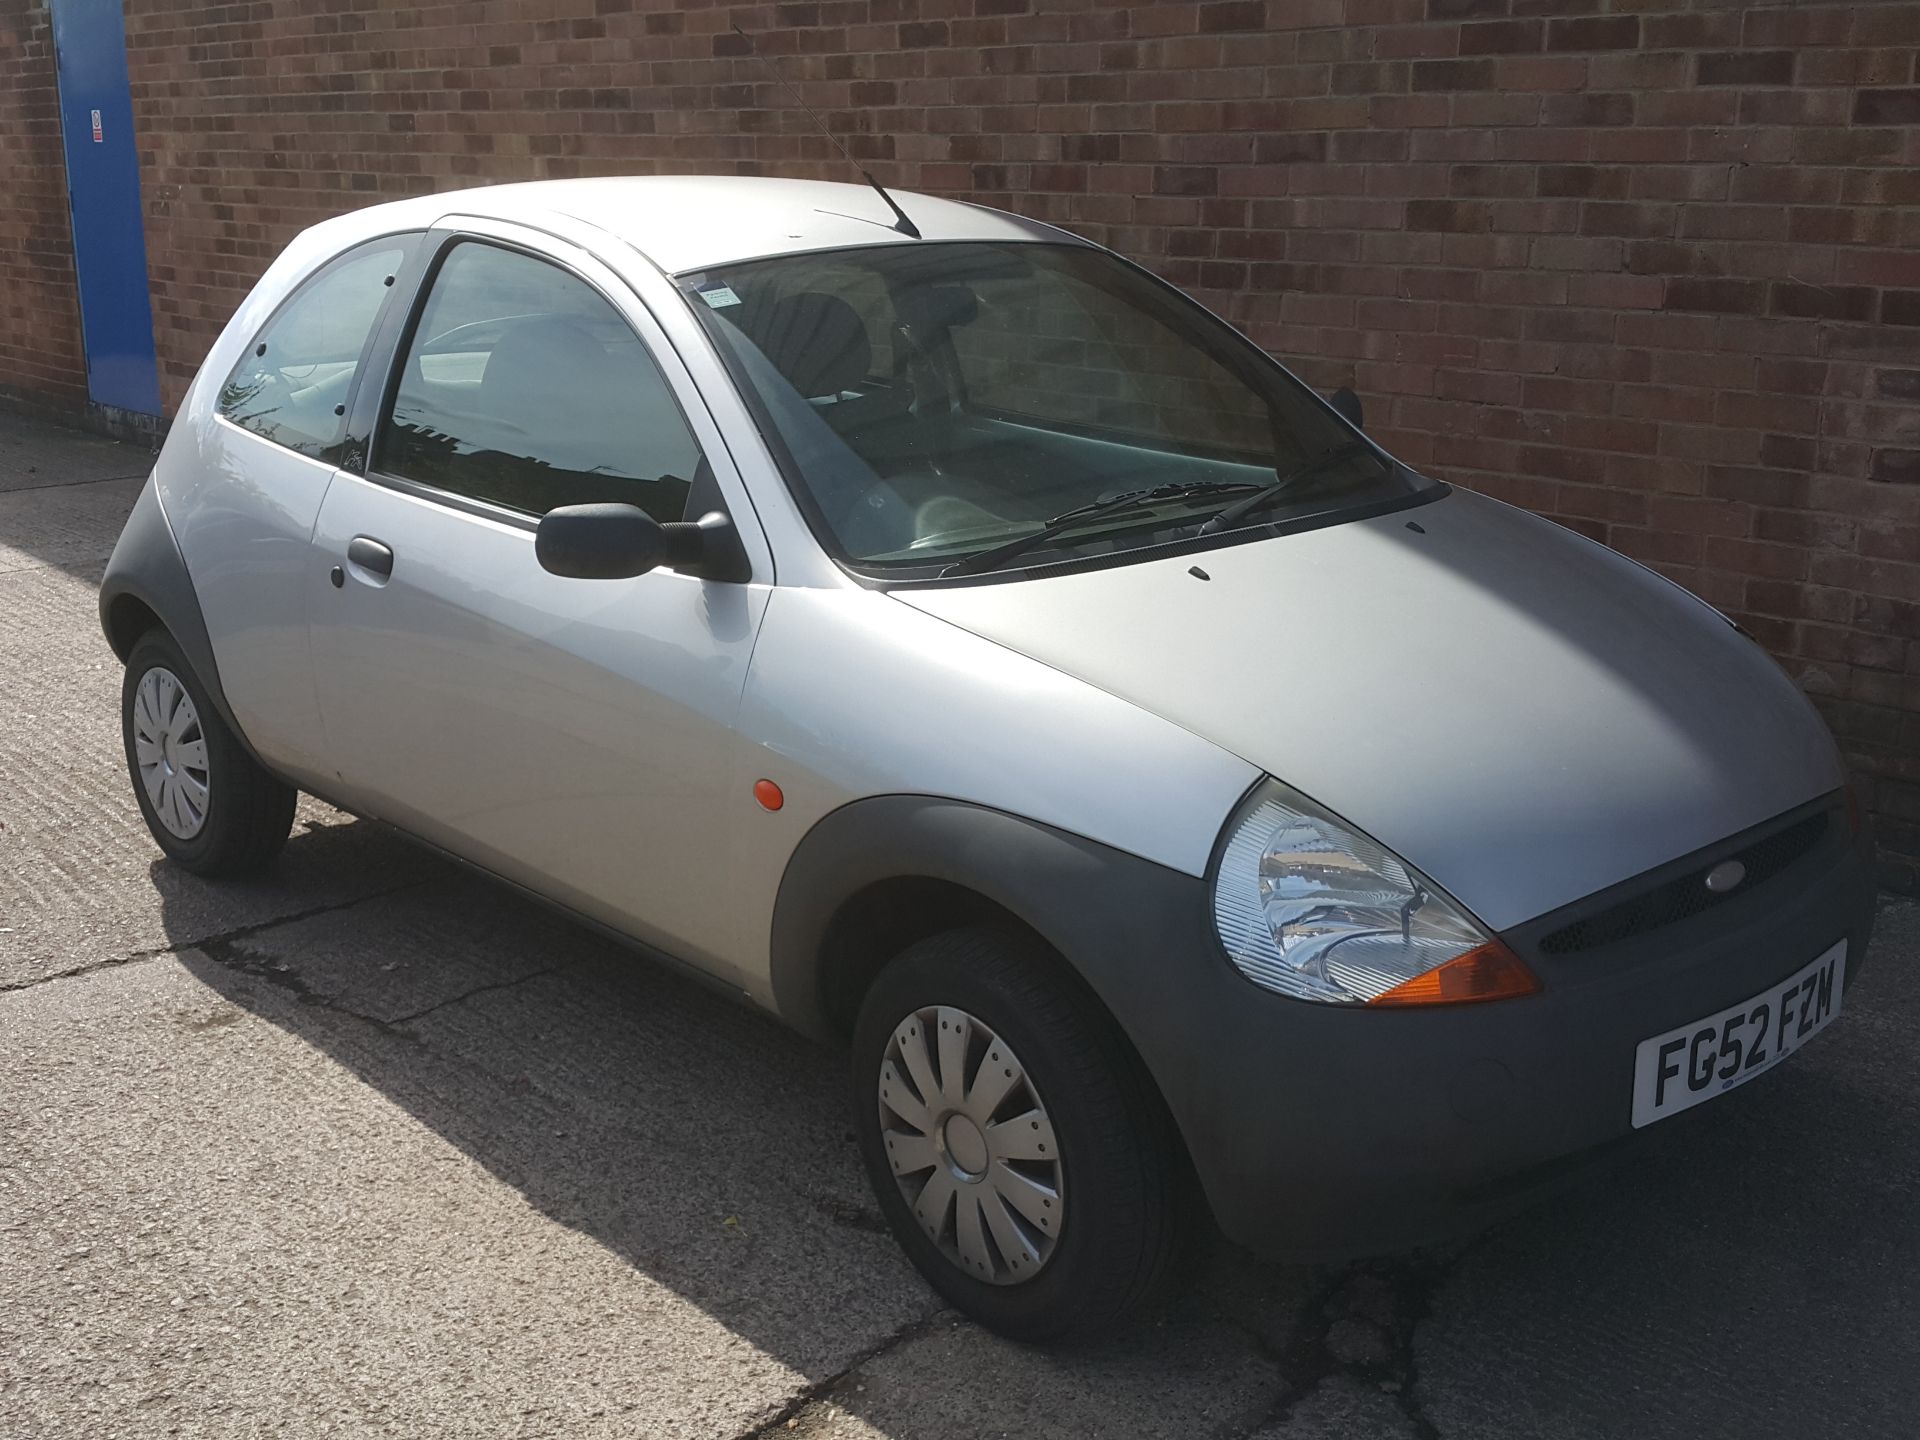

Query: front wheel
left=852, top=927, right=1190, bottom=1341
left=121, top=628, right=296, bottom=876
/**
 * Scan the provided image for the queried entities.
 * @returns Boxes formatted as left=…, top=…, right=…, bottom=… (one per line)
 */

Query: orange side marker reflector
left=753, top=779, right=784, bottom=812
left=1367, top=942, right=1540, bottom=1008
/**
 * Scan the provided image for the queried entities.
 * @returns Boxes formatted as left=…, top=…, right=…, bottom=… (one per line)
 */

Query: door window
left=219, top=240, right=408, bottom=462
left=378, top=241, right=701, bottom=523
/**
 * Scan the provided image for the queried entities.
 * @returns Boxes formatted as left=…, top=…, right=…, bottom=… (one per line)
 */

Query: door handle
left=346, top=535, right=394, bottom=581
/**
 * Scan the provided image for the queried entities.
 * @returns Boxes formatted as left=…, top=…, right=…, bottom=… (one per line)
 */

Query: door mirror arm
left=674, top=509, right=751, bottom=583
left=535, top=503, right=751, bottom=583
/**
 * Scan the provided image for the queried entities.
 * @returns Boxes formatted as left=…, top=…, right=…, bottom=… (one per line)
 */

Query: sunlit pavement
left=4, top=410, right=1916, bottom=1439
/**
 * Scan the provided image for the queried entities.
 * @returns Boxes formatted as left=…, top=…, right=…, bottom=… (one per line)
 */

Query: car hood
left=894, top=489, right=1844, bottom=931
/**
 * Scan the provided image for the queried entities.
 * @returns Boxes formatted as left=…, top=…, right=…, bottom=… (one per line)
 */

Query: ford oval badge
left=1704, top=859, right=1747, bottom=894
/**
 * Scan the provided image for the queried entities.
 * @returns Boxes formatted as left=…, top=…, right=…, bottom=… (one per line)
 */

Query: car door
left=162, top=234, right=418, bottom=783
left=307, top=221, right=774, bottom=984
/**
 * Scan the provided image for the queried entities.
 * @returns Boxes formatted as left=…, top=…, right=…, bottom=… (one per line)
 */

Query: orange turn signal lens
left=752, top=779, right=784, bottom=811
left=1366, top=942, right=1540, bottom=1008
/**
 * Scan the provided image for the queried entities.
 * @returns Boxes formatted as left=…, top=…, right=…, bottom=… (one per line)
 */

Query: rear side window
left=377, top=241, right=701, bottom=524
left=219, top=240, right=407, bottom=463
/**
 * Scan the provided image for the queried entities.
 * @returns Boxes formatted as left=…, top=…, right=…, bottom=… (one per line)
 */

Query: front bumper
left=1084, top=795, right=1878, bottom=1259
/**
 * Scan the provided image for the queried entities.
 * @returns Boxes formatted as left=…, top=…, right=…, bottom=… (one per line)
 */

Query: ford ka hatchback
left=101, top=177, right=1878, bottom=1339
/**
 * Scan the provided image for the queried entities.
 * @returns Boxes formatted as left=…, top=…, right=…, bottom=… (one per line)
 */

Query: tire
left=852, top=926, right=1189, bottom=1341
left=121, top=628, right=296, bottom=877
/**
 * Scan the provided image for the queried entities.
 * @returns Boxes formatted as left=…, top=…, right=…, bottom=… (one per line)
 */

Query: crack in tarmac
left=5, top=873, right=575, bottom=1039
left=734, top=1311, right=949, bottom=1440
left=193, top=931, right=407, bottom=1033
left=194, top=925, right=576, bottom=1036
left=385, top=965, right=576, bottom=1026
left=1223, top=1234, right=1503, bottom=1439
left=0, top=470, right=152, bottom=494
left=724, top=1241, right=1481, bottom=1440
left=0, top=880, right=429, bottom=998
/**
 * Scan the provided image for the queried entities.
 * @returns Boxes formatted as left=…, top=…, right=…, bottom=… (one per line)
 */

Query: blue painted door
left=50, top=0, right=162, bottom=415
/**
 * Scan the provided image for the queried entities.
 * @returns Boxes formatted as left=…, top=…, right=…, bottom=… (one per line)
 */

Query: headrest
left=743, top=291, right=872, bottom=400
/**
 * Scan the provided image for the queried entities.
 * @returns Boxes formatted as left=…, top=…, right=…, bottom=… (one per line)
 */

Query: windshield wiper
left=1194, top=440, right=1380, bottom=536
left=939, top=481, right=1260, bottom=578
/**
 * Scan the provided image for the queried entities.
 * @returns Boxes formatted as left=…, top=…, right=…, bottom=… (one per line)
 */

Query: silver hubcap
left=878, top=1006, right=1063, bottom=1286
left=132, top=666, right=209, bottom=840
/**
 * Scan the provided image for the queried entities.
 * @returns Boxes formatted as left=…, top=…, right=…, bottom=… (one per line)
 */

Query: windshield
left=680, top=242, right=1424, bottom=579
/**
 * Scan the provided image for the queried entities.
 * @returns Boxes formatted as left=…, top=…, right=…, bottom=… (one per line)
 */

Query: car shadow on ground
left=156, top=817, right=1920, bottom=1437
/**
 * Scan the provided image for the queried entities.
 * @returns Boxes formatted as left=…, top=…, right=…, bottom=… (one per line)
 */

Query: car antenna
left=729, top=24, right=921, bottom=239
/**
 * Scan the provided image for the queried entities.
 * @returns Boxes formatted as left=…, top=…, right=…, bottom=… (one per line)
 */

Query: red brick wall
left=0, top=0, right=87, bottom=410
left=12, top=0, right=1920, bottom=881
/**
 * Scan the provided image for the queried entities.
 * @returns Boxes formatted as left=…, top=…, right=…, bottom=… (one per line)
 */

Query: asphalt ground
left=3, top=410, right=1916, bottom=1438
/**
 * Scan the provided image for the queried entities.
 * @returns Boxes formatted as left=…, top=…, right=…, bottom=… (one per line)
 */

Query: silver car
left=102, top=176, right=1877, bottom=1340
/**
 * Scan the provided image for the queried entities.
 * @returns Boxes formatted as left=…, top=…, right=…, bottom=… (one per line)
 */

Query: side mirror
left=1328, top=386, right=1364, bottom=430
left=535, top=504, right=749, bottom=582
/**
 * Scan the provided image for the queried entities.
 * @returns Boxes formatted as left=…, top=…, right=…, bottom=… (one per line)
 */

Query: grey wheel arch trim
left=98, top=477, right=258, bottom=763
left=768, top=794, right=1207, bottom=1045
left=770, top=793, right=1222, bottom=1222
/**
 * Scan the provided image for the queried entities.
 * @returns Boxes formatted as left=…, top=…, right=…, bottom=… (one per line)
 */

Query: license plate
left=1631, top=940, right=1846, bottom=1129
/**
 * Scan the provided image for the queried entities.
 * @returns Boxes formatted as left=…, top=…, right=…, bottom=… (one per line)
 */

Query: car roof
left=310, top=175, right=1083, bottom=276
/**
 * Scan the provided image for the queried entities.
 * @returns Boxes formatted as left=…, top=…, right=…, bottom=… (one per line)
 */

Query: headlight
left=1212, top=779, right=1539, bottom=1007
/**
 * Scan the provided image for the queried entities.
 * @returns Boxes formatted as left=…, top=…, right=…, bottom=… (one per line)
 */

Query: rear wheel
left=852, top=926, right=1189, bottom=1341
left=121, top=628, right=295, bottom=876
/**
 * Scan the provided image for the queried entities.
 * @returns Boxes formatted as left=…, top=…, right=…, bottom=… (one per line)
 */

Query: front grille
left=1537, top=810, right=1831, bottom=955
